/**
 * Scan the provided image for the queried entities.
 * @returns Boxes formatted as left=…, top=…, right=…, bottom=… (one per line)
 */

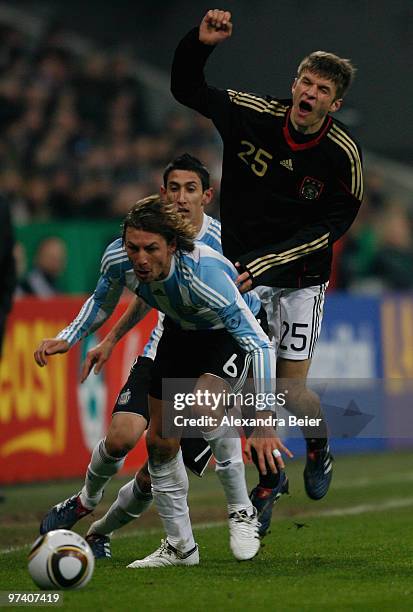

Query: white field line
left=332, top=472, right=413, bottom=489
left=305, top=496, right=413, bottom=517
left=2, top=496, right=413, bottom=556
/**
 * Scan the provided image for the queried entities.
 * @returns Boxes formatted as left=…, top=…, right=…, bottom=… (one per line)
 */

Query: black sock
left=306, top=437, right=328, bottom=453
left=251, top=447, right=281, bottom=489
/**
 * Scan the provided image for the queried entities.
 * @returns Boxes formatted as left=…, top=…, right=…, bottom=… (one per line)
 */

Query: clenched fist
left=199, top=9, right=233, bottom=45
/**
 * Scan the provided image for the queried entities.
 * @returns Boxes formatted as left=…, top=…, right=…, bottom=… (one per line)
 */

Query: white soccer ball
left=28, top=530, right=94, bottom=590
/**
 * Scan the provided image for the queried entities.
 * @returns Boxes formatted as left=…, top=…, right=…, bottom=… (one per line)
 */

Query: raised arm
left=198, top=9, right=233, bottom=45
left=171, top=9, right=233, bottom=134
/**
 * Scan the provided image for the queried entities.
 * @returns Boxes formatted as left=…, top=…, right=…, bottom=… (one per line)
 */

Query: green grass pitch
left=1, top=450, right=412, bottom=611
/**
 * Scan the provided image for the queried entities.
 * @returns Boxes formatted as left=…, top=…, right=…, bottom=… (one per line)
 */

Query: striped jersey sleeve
left=327, top=123, right=363, bottom=202
left=200, top=215, right=222, bottom=253
left=227, top=89, right=288, bottom=120
left=142, top=312, right=165, bottom=359
left=57, top=239, right=128, bottom=346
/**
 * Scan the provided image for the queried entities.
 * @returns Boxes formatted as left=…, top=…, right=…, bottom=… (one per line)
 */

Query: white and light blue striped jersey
left=143, top=213, right=222, bottom=358
left=57, top=214, right=222, bottom=350
left=197, top=213, right=222, bottom=254
left=57, top=237, right=138, bottom=346
left=136, top=243, right=275, bottom=399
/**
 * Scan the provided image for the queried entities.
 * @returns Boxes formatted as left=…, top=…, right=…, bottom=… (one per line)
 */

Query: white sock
left=80, top=439, right=126, bottom=509
left=148, top=450, right=195, bottom=554
left=88, top=477, right=153, bottom=536
left=202, top=425, right=253, bottom=515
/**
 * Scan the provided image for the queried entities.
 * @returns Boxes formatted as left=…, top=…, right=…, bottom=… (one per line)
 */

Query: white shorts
left=256, top=283, right=328, bottom=360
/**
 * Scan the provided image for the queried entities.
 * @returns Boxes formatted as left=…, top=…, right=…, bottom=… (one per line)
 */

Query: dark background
left=10, top=0, right=413, bottom=161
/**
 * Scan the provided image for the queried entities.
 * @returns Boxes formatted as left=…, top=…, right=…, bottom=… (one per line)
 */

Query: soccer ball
left=28, top=530, right=94, bottom=590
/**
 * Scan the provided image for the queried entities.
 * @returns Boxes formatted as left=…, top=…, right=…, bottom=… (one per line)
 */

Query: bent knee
left=106, top=417, right=145, bottom=457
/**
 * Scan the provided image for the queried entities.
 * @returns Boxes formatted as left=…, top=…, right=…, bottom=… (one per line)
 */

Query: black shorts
left=112, top=355, right=212, bottom=477
left=149, top=319, right=252, bottom=401
left=112, top=356, right=152, bottom=421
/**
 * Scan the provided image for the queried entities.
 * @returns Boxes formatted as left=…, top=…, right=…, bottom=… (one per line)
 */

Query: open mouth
left=299, top=100, right=313, bottom=113
left=136, top=269, right=151, bottom=280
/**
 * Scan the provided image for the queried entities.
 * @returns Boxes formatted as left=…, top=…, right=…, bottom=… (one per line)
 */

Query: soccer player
left=34, top=155, right=221, bottom=556
left=171, top=9, right=363, bottom=535
left=113, top=195, right=286, bottom=568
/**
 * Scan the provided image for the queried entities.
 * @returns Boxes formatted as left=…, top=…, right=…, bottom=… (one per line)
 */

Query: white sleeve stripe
left=181, top=263, right=229, bottom=307
left=182, top=264, right=231, bottom=308
left=206, top=232, right=222, bottom=245
left=143, top=312, right=165, bottom=358
left=206, top=226, right=221, bottom=239
left=233, top=335, right=269, bottom=394
left=101, top=254, right=130, bottom=274
left=190, top=277, right=230, bottom=309
left=101, top=244, right=123, bottom=259
left=101, top=255, right=125, bottom=268
left=229, top=293, right=275, bottom=389
left=68, top=297, right=95, bottom=340
left=194, top=275, right=231, bottom=306
left=57, top=296, right=97, bottom=343
left=101, top=246, right=125, bottom=267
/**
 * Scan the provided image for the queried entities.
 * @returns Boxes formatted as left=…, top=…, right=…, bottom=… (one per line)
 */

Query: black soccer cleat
left=86, top=533, right=112, bottom=559
left=40, top=493, right=92, bottom=534
left=249, top=470, right=289, bottom=537
left=304, top=444, right=334, bottom=500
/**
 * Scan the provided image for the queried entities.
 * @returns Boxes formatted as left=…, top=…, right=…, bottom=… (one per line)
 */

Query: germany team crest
left=300, top=176, right=324, bottom=200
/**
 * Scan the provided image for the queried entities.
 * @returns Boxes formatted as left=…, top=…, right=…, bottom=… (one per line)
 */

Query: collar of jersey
left=283, top=108, right=332, bottom=151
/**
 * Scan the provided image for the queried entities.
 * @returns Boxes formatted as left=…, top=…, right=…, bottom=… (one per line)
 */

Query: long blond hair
left=122, top=195, right=196, bottom=252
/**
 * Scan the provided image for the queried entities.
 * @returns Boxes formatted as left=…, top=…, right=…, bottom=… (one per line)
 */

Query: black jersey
left=171, top=28, right=363, bottom=289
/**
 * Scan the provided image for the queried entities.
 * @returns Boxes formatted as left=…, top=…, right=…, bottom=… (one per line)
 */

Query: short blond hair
left=297, top=51, right=356, bottom=99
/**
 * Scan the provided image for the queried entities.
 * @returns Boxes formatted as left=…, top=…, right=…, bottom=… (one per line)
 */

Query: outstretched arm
left=34, top=240, right=134, bottom=366
left=33, top=275, right=124, bottom=367
left=80, top=296, right=150, bottom=382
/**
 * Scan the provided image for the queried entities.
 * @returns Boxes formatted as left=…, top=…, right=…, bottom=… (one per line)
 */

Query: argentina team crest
left=118, top=389, right=132, bottom=406
left=300, top=176, right=324, bottom=200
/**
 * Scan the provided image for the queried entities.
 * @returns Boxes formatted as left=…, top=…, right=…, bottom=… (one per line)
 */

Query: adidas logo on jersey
left=280, top=159, right=293, bottom=171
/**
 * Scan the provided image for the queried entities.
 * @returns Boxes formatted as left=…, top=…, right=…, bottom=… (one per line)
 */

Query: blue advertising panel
left=283, top=294, right=413, bottom=455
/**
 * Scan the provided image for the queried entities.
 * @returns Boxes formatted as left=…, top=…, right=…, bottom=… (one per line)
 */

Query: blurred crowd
left=334, top=171, right=413, bottom=292
left=0, top=21, right=222, bottom=225
left=1, top=20, right=413, bottom=294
